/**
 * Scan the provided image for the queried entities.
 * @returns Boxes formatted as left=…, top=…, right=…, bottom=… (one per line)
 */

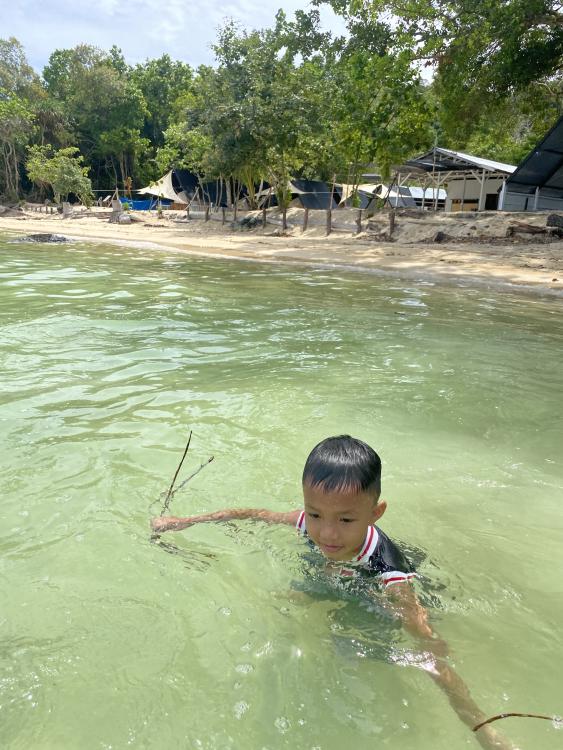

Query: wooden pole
left=303, top=207, right=309, bottom=232
left=326, top=173, right=336, bottom=236
left=356, top=208, right=362, bottom=234
left=460, top=174, right=467, bottom=211
left=478, top=169, right=487, bottom=211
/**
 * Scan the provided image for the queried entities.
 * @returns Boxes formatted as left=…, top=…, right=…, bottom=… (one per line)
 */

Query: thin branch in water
left=474, top=713, right=557, bottom=732
left=162, top=456, right=215, bottom=503
left=161, top=431, right=192, bottom=516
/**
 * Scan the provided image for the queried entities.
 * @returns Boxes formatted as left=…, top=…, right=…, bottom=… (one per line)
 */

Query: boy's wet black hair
left=302, top=435, right=381, bottom=497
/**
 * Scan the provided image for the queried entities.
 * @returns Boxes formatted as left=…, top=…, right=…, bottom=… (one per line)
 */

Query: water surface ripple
left=1, top=237, right=562, bottom=749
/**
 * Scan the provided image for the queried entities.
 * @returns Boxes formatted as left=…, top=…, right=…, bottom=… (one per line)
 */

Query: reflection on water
left=1, top=236, right=563, bottom=749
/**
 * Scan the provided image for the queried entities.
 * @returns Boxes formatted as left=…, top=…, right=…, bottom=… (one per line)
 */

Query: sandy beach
left=1, top=206, right=563, bottom=294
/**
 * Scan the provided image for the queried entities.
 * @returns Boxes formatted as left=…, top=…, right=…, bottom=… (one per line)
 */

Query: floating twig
left=162, top=456, right=215, bottom=504
left=161, top=431, right=192, bottom=516
left=474, top=713, right=557, bottom=732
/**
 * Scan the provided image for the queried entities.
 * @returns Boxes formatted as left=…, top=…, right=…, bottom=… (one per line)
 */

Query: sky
left=1, top=0, right=346, bottom=73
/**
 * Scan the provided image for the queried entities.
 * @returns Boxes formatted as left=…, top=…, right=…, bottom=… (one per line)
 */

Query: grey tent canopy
left=290, top=179, right=338, bottom=210
left=504, top=115, right=563, bottom=196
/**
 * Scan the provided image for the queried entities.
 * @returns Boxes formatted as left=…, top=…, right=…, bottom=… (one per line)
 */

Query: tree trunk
left=282, top=206, right=288, bottom=232
left=356, top=209, right=362, bottom=234
left=302, top=208, right=309, bottom=232
left=326, top=209, right=332, bottom=236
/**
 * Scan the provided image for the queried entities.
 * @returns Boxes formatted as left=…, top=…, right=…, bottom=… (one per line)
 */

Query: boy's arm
left=151, top=508, right=301, bottom=533
left=382, top=583, right=517, bottom=750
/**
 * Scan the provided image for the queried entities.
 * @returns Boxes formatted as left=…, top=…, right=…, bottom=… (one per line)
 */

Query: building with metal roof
left=396, top=147, right=516, bottom=211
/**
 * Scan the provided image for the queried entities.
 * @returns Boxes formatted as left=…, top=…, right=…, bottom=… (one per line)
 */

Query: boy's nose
left=319, top=524, right=339, bottom=544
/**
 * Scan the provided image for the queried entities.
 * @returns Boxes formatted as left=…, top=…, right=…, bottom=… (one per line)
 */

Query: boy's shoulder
left=367, top=526, right=416, bottom=583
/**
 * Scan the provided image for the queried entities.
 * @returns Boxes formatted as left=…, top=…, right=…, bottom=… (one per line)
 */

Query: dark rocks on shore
left=14, top=233, right=69, bottom=243
left=546, top=214, right=563, bottom=229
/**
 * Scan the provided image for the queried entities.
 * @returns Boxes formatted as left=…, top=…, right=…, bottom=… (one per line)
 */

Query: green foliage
left=463, top=83, right=563, bottom=164
left=0, top=94, right=35, bottom=199
left=132, top=54, right=192, bottom=146
left=327, top=0, right=563, bottom=146
left=156, top=123, right=211, bottom=174
left=0, top=37, right=38, bottom=95
left=26, top=145, right=93, bottom=205
left=43, top=44, right=148, bottom=188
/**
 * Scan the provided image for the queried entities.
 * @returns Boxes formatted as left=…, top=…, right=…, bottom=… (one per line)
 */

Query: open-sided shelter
left=500, top=116, right=563, bottom=211
left=396, top=148, right=516, bottom=211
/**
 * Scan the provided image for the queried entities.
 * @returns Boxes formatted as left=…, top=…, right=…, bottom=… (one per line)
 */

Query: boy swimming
left=151, top=435, right=516, bottom=750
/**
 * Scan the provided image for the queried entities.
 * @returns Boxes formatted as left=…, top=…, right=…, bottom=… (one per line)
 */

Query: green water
left=1, top=235, right=562, bottom=750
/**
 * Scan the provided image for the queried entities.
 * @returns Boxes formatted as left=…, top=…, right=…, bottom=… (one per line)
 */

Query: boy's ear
left=372, top=499, right=387, bottom=522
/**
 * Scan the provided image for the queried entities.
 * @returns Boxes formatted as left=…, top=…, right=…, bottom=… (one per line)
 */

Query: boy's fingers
left=151, top=517, right=170, bottom=532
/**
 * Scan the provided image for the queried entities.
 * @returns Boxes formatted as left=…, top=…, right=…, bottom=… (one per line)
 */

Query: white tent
left=137, top=170, right=189, bottom=203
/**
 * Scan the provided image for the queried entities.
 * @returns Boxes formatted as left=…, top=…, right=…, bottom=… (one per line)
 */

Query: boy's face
left=302, top=483, right=386, bottom=562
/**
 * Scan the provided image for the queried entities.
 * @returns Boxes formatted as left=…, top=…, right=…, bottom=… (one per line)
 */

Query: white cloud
left=1, top=0, right=346, bottom=72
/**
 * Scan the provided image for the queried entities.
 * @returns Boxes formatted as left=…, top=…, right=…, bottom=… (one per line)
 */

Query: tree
left=323, top=0, right=563, bottom=144
left=43, top=45, right=148, bottom=188
left=132, top=54, right=193, bottom=147
left=0, top=95, right=35, bottom=199
left=26, top=145, right=93, bottom=205
left=0, top=37, right=38, bottom=96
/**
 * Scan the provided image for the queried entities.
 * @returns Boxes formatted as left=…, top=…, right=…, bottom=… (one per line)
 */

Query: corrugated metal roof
left=405, top=148, right=516, bottom=175
left=436, top=148, right=516, bottom=174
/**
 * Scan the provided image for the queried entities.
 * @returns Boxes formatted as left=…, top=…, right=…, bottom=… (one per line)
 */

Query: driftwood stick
left=163, top=456, right=215, bottom=502
left=161, top=431, right=192, bottom=516
left=474, top=712, right=556, bottom=732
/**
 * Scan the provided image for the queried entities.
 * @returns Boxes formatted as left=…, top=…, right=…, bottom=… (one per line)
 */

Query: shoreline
left=1, top=210, right=563, bottom=297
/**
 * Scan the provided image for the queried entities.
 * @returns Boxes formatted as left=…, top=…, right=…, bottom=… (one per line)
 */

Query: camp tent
left=255, top=179, right=338, bottom=210
left=335, top=184, right=378, bottom=210
left=373, top=184, right=447, bottom=209
left=138, top=169, right=199, bottom=204
left=501, top=115, right=563, bottom=211
left=289, top=179, right=339, bottom=210
left=138, top=170, right=247, bottom=208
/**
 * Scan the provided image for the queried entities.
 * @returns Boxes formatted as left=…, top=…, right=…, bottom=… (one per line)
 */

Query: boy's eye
left=307, top=512, right=320, bottom=519
left=340, top=518, right=355, bottom=523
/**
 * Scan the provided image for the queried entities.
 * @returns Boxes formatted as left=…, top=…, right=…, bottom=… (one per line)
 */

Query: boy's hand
left=151, top=516, right=191, bottom=533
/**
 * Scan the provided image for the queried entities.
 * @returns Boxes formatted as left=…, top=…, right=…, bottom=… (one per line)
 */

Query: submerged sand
left=1, top=206, right=563, bottom=294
